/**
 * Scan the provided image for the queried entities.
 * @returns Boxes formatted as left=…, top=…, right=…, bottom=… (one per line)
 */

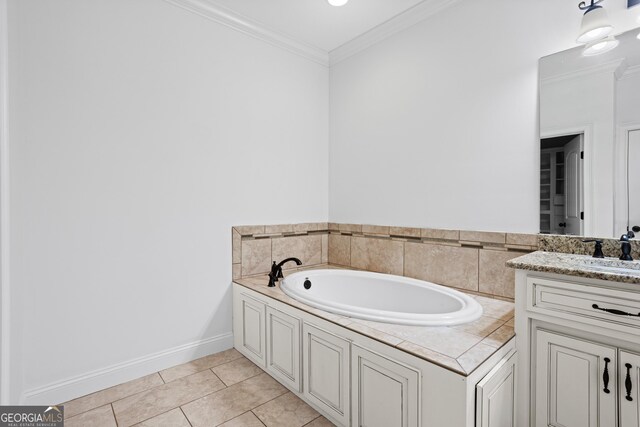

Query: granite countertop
left=233, top=265, right=514, bottom=377
left=507, top=251, right=640, bottom=284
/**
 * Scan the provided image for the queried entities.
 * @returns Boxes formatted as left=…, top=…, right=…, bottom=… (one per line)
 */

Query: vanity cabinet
left=235, top=292, right=267, bottom=367
left=620, top=350, right=640, bottom=427
left=266, top=307, right=301, bottom=392
left=514, top=269, right=640, bottom=427
left=302, top=323, right=350, bottom=426
left=351, top=345, right=420, bottom=427
left=534, top=330, right=617, bottom=427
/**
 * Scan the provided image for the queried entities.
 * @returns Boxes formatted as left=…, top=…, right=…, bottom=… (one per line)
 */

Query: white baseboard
left=20, top=332, right=234, bottom=405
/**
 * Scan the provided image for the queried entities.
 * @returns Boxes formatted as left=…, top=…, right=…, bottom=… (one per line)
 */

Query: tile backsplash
left=232, top=223, right=541, bottom=300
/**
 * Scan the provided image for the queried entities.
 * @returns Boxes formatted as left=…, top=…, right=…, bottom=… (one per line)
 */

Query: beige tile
left=457, top=343, right=499, bottom=374
left=182, top=373, right=287, bottom=426
left=160, top=348, right=243, bottom=383
left=113, top=370, right=225, bottom=426
left=265, top=224, right=293, bottom=234
left=242, top=239, right=272, bottom=276
left=233, top=263, right=241, bottom=280
left=421, top=228, right=460, bottom=240
left=451, top=315, right=506, bottom=337
left=390, top=226, right=421, bottom=238
left=459, top=230, right=506, bottom=244
left=211, top=357, right=263, bottom=386
left=328, top=234, right=351, bottom=266
left=66, top=404, right=117, bottom=427
left=272, top=235, right=322, bottom=268
left=482, top=325, right=515, bottom=348
left=234, top=226, right=265, bottom=236
left=506, top=233, right=538, bottom=246
left=348, top=322, right=404, bottom=346
left=293, top=223, right=318, bottom=233
left=362, top=224, right=390, bottom=235
left=305, top=417, right=335, bottom=427
left=356, top=320, right=482, bottom=358
left=253, top=392, right=319, bottom=427
left=327, top=223, right=340, bottom=231
left=397, top=341, right=464, bottom=374
left=63, top=373, right=164, bottom=418
left=478, top=249, right=521, bottom=299
left=232, top=229, right=242, bottom=264
left=134, top=408, right=191, bottom=427
left=315, top=222, right=329, bottom=230
left=505, top=317, right=515, bottom=327
left=321, top=234, right=329, bottom=263
left=338, top=223, right=362, bottom=233
left=219, top=411, right=265, bottom=427
left=404, top=242, right=479, bottom=291
left=350, top=236, right=404, bottom=275
left=474, top=296, right=515, bottom=321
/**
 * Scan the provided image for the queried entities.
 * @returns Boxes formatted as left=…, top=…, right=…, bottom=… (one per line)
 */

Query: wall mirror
left=539, top=27, right=640, bottom=238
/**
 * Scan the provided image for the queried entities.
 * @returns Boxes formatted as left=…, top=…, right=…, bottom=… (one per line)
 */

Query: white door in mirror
left=629, top=130, right=640, bottom=233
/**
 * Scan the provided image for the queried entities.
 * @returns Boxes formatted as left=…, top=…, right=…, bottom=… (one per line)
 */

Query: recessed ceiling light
left=328, top=0, right=348, bottom=6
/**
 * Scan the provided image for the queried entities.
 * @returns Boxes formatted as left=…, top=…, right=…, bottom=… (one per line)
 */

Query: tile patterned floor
left=62, top=348, right=334, bottom=427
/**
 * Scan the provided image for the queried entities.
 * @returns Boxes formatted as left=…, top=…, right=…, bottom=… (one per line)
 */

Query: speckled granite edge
left=539, top=234, right=640, bottom=259
left=507, top=251, right=640, bottom=284
left=233, top=266, right=515, bottom=377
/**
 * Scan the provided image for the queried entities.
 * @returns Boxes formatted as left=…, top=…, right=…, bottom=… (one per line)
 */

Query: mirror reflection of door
left=629, top=129, right=640, bottom=233
left=540, top=134, right=584, bottom=235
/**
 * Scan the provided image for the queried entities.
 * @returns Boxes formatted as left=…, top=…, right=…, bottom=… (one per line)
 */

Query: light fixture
left=583, top=35, right=619, bottom=56
left=576, top=0, right=613, bottom=43
left=328, top=0, right=348, bottom=6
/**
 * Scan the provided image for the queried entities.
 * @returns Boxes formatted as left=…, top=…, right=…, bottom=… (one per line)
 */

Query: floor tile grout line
left=179, top=407, right=194, bottom=427
left=161, top=352, right=245, bottom=384
left=249, top=410, right=268, bottom=427
left=301, top=414, right=323, bottom=426
left=209, top=367, right=264, bottom=388
left=110, top=403, right=120, bottom=427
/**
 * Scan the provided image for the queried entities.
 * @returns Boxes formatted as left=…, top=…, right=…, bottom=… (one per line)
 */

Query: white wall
left=329, top=0, right=640, bottom=233
left=6, top=0, right=328, bottom=403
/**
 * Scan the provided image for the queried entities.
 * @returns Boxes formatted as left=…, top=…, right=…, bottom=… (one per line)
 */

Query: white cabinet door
left=303, top=322, right=350, bottom=426
left=351, top=345, right=420, bottom=427
left=476, top=351, right=517, bottom=427
left=237, top=292, right=266, bottom=367
left=620, top=350, right=640, bottom=427
left=266, top=306, right=301, bottom=392
left=535, top=330, right=616, bottom=427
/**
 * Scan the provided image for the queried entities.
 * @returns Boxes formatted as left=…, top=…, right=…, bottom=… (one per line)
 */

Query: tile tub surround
left=234, top=267, right=515, bottom=376
left=62, top=348, right=332, bottom=427
left=234, top=222, right=538, bottom=300
left=506, top=251, right=640, bottom=284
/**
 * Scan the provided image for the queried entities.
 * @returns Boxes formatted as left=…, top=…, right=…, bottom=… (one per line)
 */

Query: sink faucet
left=620, top=231, right=635, bottom=261
left=268, top=257, right=302, bottom=287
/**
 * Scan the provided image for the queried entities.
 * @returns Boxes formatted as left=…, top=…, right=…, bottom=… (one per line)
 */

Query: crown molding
left=541, top=58, right=627, bottom=85
left=162, top=0, right=329, bottom=66
left=329, top=0, right=461, bottom=66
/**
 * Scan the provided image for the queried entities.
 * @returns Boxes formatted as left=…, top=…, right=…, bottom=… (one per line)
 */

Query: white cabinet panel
left=266, top=306, right=301, bottom=392
left=352, top=345, right=420, bottom=427
left=476, top=351, right=517, bottom=427
left=303, top=322, right=350, bottom=426
left=238, top=293, right=266, bottom=367
left=621, top=350, right=640, bottom=427
left=535, top=329, right=616, bottom=427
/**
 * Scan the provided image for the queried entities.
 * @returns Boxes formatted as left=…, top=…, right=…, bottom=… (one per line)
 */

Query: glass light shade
left=583, top=35, right=619, bottom=56
left=577, top=7, right=613, bottom=43
left=328, top=0, right=348, bottom=5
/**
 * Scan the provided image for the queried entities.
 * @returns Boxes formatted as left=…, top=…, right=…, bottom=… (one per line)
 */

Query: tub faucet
left=620, top=231, right=635, bottom=261
left=268, top=257, right=302, bottom=287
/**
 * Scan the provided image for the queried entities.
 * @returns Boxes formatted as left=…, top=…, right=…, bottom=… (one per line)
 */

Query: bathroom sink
left=577, top=258, right=640, bottom=275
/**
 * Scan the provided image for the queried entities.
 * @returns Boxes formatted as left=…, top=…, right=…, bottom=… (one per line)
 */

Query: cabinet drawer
left=527, top=276, right=640, bottom=333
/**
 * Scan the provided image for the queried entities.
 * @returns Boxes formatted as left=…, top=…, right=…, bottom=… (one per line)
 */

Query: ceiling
left=210, top=0, right=427, bottom=52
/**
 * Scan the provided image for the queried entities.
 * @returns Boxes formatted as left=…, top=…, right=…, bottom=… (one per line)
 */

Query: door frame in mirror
left=616, top=123, right=640, bottom=236
left=541, top=125, right=592, bottom=236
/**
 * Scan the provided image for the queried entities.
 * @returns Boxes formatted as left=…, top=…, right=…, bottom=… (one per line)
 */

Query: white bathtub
left=280, top=269, right=483, bottom=326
